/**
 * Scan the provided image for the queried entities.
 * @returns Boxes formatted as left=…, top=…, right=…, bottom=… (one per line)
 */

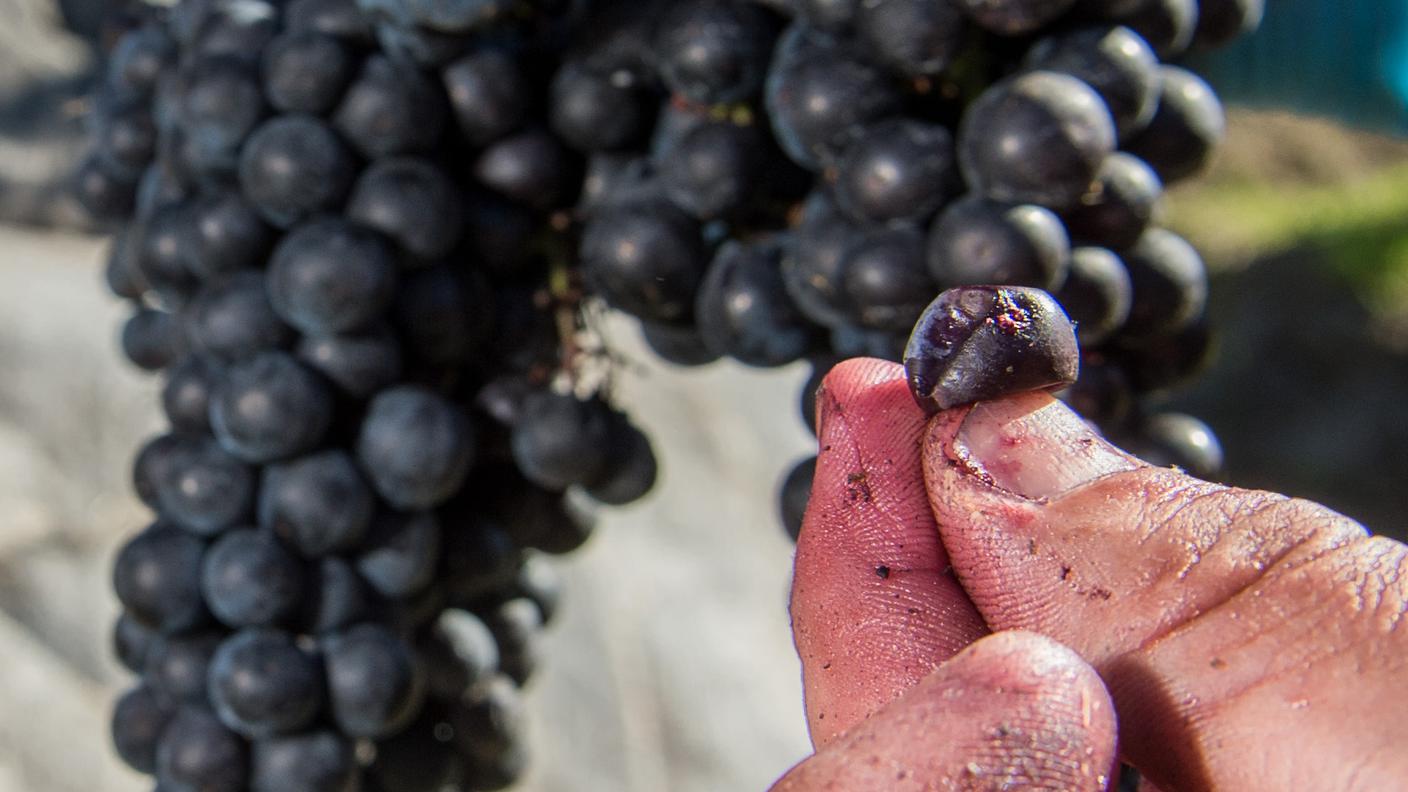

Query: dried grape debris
left=83, top=0, right=1256, bottom=787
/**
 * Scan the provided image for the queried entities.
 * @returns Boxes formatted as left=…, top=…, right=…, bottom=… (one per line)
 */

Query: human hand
left=771, top=358, right=1408, bottom=791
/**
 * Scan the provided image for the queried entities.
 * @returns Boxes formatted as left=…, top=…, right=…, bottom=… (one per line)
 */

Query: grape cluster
left=81, top=0, right=1258, bottom=787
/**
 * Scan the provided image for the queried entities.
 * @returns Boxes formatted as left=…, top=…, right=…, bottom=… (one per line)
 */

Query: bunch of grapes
left=78, top=0, right=1259, bottom=789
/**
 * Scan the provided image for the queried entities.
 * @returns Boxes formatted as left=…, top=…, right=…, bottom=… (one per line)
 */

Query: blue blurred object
left=1191, top=1, right=1408, bottom=132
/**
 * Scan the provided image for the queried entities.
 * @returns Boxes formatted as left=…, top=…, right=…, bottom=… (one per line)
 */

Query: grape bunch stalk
left=78, top=0, right=1258, bottom=789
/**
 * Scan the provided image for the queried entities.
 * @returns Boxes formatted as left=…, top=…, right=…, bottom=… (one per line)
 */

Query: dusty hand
left=773, top=358, right=1408, bottom=791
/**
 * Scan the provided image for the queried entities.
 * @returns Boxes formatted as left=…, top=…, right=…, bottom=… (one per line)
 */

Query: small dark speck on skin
left=876, top=565, right=891, bottom=579
left=822, top=662, right=832, bottom=670
left=848, top=471, right=867, bottom=484
left=1210, top=657, right=1227, bottom=669
left=1060, top=565, right=1071, bottom=581
left=1027, top=539, right=1038, bottom=555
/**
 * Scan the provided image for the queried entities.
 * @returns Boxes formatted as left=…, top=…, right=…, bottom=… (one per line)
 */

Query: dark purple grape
left=259, top=449, right=375, bottom=557
left=209, top=628, right=325, bottom=738
left=952, top=0, right=1077, bottom=35
left=1117, top=0, right=1196, bottom=57
left=201, top=529, right=305, bottom=628
left=251, top=730, right=359, bottom=792
left=833, top=118, right=958, bottom=226
left=334, top=54, right=447, bottom=158
left=580, top=201, right=707, bottom=323
left=181, top=192, right=275, bottom=280
left=144, top=631, right=222, bottom=708
left=428, top=609, right=500, bottom=694
left=323, top=623, right=425, bottom=739
left=474, top=128, right=581, bottom=211
left=781, top=192, right=861, bottom=328
left=122, top=308, right=186, bottom=371
left=155, top=708, right=248, bottom=792
left=585, top=417, right=658, bottom=506
left=443, top=47, right=528, bottom=147
left=187, top=271, right=294, bottom=362
left=510, top=392, right=614, bottom=490
left=192, top=6, right=278, bottom=64
left=113, top=684, right=170, bottom=774
left=855, top=0, right=968, bottom=78
left=162, top=356, right=221, bottom=434
left=262, top=31, right=355, bottom=115
left=356, top=510, right=442, bottom=600
left=357, top=386, right=475, bottom=509
left=114, top=612, right=159, bottom=674
left=296, top=326, right=404, bottom=399
left=113, top=523, right=209, bottom=633
left=1024, top=25, right=1160, bottom=140
left=239, top=114, right=357, bottom=227
left=1123, top=66, right=1225, bottom=184
left=154, top=436, right=256, bottom=535
left=841, top=227, right=936, bottom=332
left=904, top=285, right=1079, bottom=413
left=346, top=157, right=464, bottom=262
left=764, top=44, right=903, bottom=171
left=1061, top=152, right=1162, bottom=249
left=655, top=0, right=777, bottom=104
left=548, top=63, right=649, bottom=152
left=267, top=217, right=399, bottom=335
left=1128, top=411, right=1223, bottom=479
left=659, top=120, right=763, bottom=221
left=696, top=237, right=818, bottom=367
left=927, top=195, right=1072, bottom=290
left=438, top=508, right=522, bottom=606
left=1055, top=246, right=1132, bottom=345
left=133, top=433, right=184, bottom=510
left=210, top=351, right=334, bottom=463
left=957, top=71, right=1116, bottom=210
left=1116, top=227, right=1207, bottom=340
left=779, top=455, right=816, bottom=542
left=1191, top=0, right=1263, bottom=49
left=640, top=320, right=720, bottom=367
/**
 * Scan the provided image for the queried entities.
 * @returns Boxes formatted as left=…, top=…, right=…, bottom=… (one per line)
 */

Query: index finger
left=790, top=358, right=988, bottom=748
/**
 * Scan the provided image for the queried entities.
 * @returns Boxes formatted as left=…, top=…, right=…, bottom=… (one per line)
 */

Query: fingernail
left=954, top=393, right=1140, bottom=501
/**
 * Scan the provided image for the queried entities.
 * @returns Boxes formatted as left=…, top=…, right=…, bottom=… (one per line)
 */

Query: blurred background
left=1, top=0, right=1406, bottom=790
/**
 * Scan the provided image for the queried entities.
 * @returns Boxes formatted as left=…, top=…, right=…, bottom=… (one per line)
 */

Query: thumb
left=924, top=392, right=1408, bottom=791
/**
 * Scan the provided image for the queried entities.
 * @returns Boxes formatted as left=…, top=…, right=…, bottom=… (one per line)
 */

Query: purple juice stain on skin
left=903, top=286, right=1079, bottom=414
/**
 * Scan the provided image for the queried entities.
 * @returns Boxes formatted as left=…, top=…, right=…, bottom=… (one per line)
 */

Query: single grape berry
left=187, top=271, right=295, bottom=362
left=763, top=44, right=903, bottom=171
left=957, top=71, right=1116, bottom=210
left=261, top=30, right=355, bottom=115
left=208, top=628, right=325, bottom=739
left=323, top=623, right=426, bottom=739
left=357, top=386, right=475, bottom=510
left=655, top=0, right=776, bottom=105
left=904, top=286, right=1079, bottom=414
left=1128, top=411, right=1224, bottom=479
left=781, top=192, right=861, bottom=328
left=155, top=436, right=257, bottom=536
left=580, top=201, right=707, bottom=324
left=832, top=118, right=958, bottom=226
left=1191, top=0, right=1264, bottom=50
left=696, top=237, right=818, bottom=367
left=180, top=191, right=275, bottom=280
left=1123, top=66, right=1225, bottom=184
left=333, top=54, right=447, bottom=158
left=1023, top=25, right=1160, bottom=140
left=209, top=351, right=334, bottom=464
left=250, top=730, right=359, bottom=792
left=346, top=156, right=465, bottom=262
left=113, top=523, right=209, bottom=634
left=1061, top=152, right=1163, bottom=249
left=855, top=0, right=968, bottom=78
left=121, top=308, right=186, bottom=371
left=510, top=392, right=615, bottom=491
left=296, top=326, right=404, bottom=399
left=266, top=216, right=399, bottom=336
left=443, top=47, right=528, bottom=148
left=239, top=114, right=357, bottom=227
left=201, top=528, right=306, bottom=628
left=1118, top=0, right=1196, bottom=57
left=356, top=510, right=443, bottom=600
left=1054, top=246, right=1133, bottom=345
left=585, top=417, right=659, bottom=506
left=112, top=684, right=171, bottom=773
left=259, top=449, right=375, bottom=557
left=154, top=707, right=249, bottom=792
left=927, top=195, right=1071, bottom=291
left=548, top=63, right=648, bottom=153
left=658, top=120, right=763, bottom=221
left=841, top=227, right=936, bottom=332
left=1116, top=227, right=1207, bottom=341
